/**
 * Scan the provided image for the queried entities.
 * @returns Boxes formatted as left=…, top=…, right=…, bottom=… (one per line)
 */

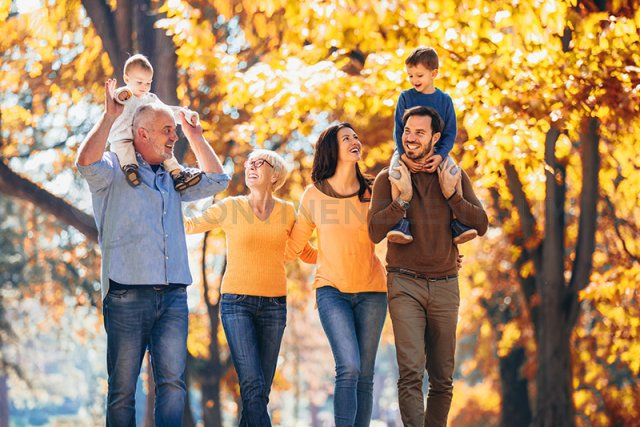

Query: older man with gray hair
left=76, top=79, right=229, bottom=426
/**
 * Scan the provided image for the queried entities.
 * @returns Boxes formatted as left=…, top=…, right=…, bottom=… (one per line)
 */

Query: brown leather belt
left=387, top=268, right=458, bottom=282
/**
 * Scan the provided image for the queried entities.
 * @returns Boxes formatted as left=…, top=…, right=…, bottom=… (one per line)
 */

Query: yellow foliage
left=0, top=0, right=10, bottom=20
left=497, top=321, right=522, bottom=357
left=3, top=0, right=640, bottom=424
left=449, top=381, right=500, bottom=427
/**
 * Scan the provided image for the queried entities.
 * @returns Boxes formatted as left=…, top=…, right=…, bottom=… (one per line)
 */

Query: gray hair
left=132, top=103, right=174, bottom=134
left=248, top=149, right=290, bottom=191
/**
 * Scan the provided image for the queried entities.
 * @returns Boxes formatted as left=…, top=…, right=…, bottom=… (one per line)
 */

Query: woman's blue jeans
left=316, top=286, right=388, bottom=427
left=221, top=294, right=287, bottom=427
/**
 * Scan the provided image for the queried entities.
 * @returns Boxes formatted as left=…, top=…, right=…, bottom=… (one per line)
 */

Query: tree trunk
left=81, top=0, right=127, bottom=81
left=535, top=314, right=574, bottom=427
left=199, top=234, right=224, bottom=427
left=481, top=293, right=533, bottom=427
left=310, top=402, right=321, bottom=427
left=200, top=364, right=223, bottom=427
left=182, top=356, right=196, bottom=427
left=140, top=0, right=188, bottom=163
left=0, top=373, right=8, bottom=427
left=490, top=181, right=536, bottom=426
left=535, top=125, right=575, bottom=427
left=498, top=346, right=532, bottom=427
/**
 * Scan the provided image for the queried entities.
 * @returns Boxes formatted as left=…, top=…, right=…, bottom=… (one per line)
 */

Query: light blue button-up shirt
left=77, top=151, right=229, bottom=300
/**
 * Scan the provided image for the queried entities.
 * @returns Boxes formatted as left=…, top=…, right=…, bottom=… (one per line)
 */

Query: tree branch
left=135, top=0, right=155, bottom=59
left=504, top=162, right=543, bottom=302
left=569, top=118, right=600, bottom=293
left=115, top=0, right=133, bottom=59
left=567, top=119, right=600, bottom=329
left=542, top=125, right=566, bottom=288
left=0, top=161, right=97, bottom=243
left=504, top=163, right=536, bottom=238
left=603, top=196, right=640, bottom=263
left=505, top=163, right=539, bottom=246
left=515, top=248, right=541, bottom=335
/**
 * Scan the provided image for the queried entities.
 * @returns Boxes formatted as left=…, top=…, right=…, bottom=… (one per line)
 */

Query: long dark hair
left=311, top=122, right=371, bottom=202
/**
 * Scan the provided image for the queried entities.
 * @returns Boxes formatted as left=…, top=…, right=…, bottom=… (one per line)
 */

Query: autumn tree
left=0, top=0, right=231, bottom=424
left=196, top=0, right=640, bottom=425
left=2, top=0, right=639, bottom=425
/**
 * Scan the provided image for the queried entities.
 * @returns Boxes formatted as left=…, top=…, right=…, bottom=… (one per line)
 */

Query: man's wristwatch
left=396, top=197, right=410, bottom=210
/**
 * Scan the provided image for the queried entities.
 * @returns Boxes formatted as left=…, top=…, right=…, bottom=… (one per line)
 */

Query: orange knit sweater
left=184, top=196, right=316, bottom=296
left=288, top=183, right=387, bottom=293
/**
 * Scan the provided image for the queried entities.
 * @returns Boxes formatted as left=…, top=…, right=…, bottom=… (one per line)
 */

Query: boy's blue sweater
left=393, top=88, right=457, bottom=159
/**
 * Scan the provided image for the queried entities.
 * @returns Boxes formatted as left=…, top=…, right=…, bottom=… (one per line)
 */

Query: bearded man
left=367, top=105, right=488, bottom=427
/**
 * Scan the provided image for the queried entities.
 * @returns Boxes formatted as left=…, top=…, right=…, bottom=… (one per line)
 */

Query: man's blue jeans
left=221, top=294, right=287, bottom=427
left=103, top=286, right=188, bottom=427
left=316, top=286, right=388, bottom=427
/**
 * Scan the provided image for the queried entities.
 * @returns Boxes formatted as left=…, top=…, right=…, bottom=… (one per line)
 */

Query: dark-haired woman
left=288, top=123, right=387, bottom=427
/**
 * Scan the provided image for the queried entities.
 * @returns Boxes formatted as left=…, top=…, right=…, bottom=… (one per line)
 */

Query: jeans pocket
left=270, top=296, right=286, bottom=306
left=386, top=273, right=400, bottom=301
left=316, top=285, right=337, bottom=302
left=108, top=288, right=129, bottom=298
left=435, top=280, right=460, bottom=307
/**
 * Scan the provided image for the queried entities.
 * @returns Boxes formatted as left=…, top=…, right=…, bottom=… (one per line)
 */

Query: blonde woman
left=184, top=149, right=315, bottom=426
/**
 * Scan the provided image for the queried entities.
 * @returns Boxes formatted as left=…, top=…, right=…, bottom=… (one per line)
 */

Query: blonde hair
left=248, top=149, right=290, bottom=191
left=124, top=54, right=154, bottom=75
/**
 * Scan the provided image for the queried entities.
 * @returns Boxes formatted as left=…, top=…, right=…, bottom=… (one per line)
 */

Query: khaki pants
left=387, top=273, right=460, bottom=427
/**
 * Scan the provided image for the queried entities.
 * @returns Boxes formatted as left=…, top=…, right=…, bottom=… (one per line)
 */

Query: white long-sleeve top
left=108, top=91, right=183, bottom=144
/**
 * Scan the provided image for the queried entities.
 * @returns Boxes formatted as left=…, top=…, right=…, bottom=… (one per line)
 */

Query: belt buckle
left=153, top=286, right=165, bottom=291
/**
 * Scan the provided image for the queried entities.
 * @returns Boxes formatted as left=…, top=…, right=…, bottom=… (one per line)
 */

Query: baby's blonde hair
left=124, top=54, right=154, bottom=75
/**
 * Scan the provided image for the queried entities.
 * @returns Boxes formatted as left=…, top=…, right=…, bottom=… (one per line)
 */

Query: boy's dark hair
left=124, top=54, right=154, bottom=75
left=405, top=47, right=439, bottom=70
left=311, top=123, right=372, bottom=202
left=402, top=106, right=443, bottom=135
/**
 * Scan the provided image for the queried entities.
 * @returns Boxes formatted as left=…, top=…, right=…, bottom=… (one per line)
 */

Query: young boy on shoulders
left=387, top=47, right=477, bottom=245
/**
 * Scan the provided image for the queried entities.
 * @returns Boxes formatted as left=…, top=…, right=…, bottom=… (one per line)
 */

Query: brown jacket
left=368, top=168, right=488, bottom=277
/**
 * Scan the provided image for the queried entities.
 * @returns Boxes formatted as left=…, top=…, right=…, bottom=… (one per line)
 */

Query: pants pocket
left=108, top=288, right=129, bottom=298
